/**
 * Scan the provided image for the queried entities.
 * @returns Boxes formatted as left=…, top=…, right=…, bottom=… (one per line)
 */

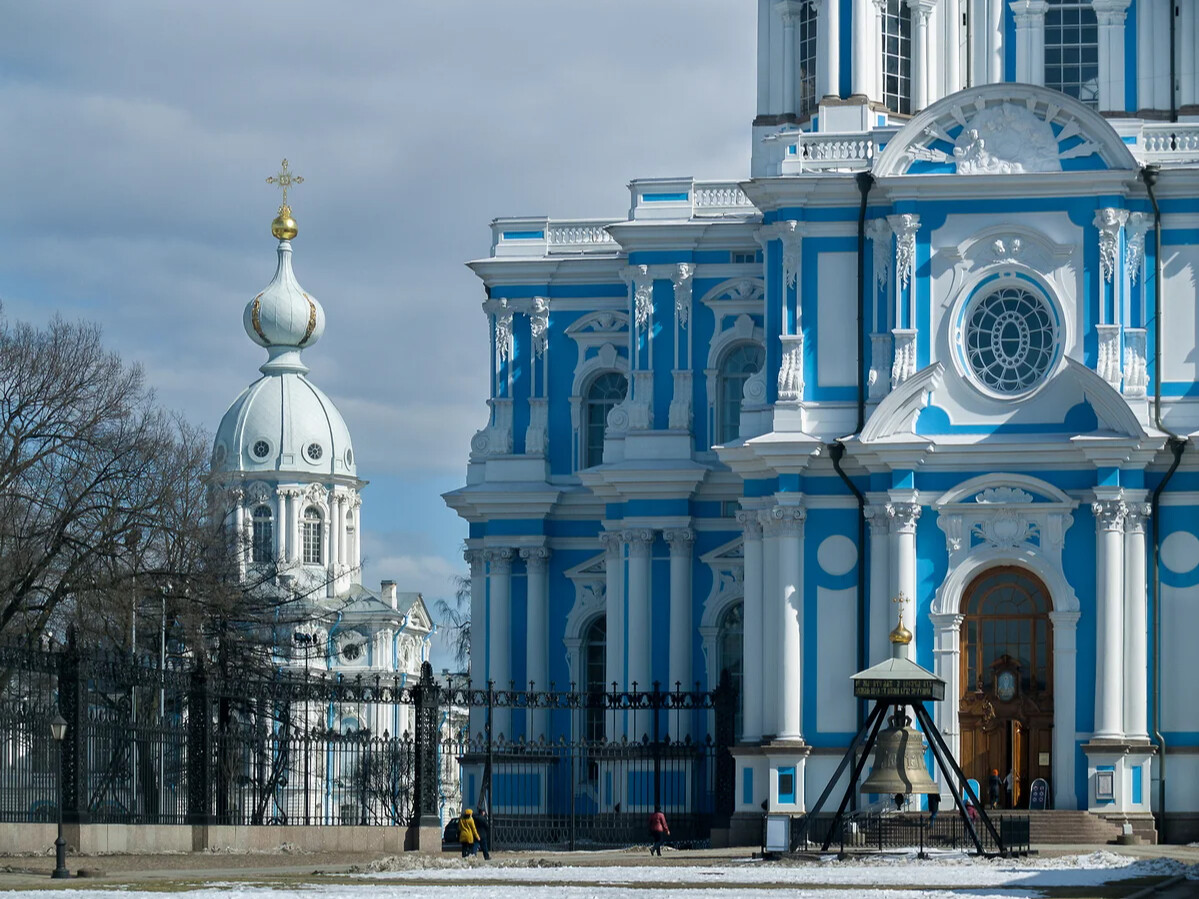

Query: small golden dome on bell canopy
left=890, top=621, right=913, bottom=645
left=271, top=205, right=298, bottom=240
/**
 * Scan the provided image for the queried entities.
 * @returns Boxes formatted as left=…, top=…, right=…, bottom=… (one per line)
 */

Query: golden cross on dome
left=892, top=592, right=908, bottom=626
left=266, top=158, right=304, bottom=211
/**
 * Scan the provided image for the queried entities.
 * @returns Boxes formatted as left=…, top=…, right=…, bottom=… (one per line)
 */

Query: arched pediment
left=1059, top=358, right=1147, bottom=439
left=874, top=84, right=1138, bottom=178
left=936, top=472, right=1075, bottom=507
left=860, top=363, right=944, bottom=443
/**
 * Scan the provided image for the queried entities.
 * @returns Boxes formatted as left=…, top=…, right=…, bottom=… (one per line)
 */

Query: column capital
left=887, top=501, right=922, bottom=534
left=622, top=528, right=655, bottom=553
left=1009, top=0, right=1049, bottom=25
left=1048, top=609, right=1081, bottom=630
left=1094, top=207, right=1129, bottom=283
left=930, top=612, right=965, bottom=630
left=763, top=504, right=807, bottom=537
left=599, top=530, right=624, bottom=557
left=520, top=546, right=551, bottom=571
left=886, top=213, right=921, bottom=290
left=663, top=528, right=695, bottom=550
left=1090, top=0, right=1130, bottom=25
left=484, top=547, right=513, bottom=573
left=1091, top=499, right=1127, bottom=532
left=774, top=0, right=810, bottom=23
left=737, top=510, right=764, bottom=540
left=464, top=548, right=485, bottom=568
left=1124, top=502, right=1151, bottom=534
left=864, top=503, right=891, bottom=536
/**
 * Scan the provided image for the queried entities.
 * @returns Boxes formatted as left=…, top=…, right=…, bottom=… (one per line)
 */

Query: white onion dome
left=211, top=209, right=356, bottom=479
left=243, top=224, right=326, bottom=357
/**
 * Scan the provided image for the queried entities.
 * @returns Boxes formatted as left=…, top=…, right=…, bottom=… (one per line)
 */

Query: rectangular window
left=251, top=519, right=273, bottom=564
left=881, top=0, right=912, bottom=115
left=796, top=2, right=818, bottom=117
left=732, top=252, right=756, bottom=265
left=303, top=518, right=323, bottom=565
left=1044, top=0, right=1099, bottom=107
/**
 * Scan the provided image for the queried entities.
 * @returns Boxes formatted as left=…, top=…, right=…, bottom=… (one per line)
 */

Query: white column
left=466, top=549, right=487, bottom=736
left=815, top=0, right=840, bottom=100
left=486, top=548, right=513, bottom=738
left=777, top=0, right=803, bottom=114
left=943, top=0, right=961, bottom=93
left=987, top=0, right=1003, bottom=83
left=772, top=504, right=807, bottom=742
left=851, top=0, right=872, bottom=96
left=1011, top=2, right=1049, bottom=85
left=664, top=529, right=694, bottom=692
left=865, top=503, right=892, bottom=665
left=1181, top=0, right=1198, bottom=109
left=351, top=498, right=362, bottom=571
left=1050, top=610, right=1080, bottom=809
left=1093, top=0, right=1131, bottom=112
left=760, top=510, right=781, bottom=736
left=1123, top=502, right=1150, bottom=740
left=738, top=512, right=765, bottom=742
left=600, top=531, right=626, bottom=698
left=521, top=546, right=551, bottom=738
left=1092, top=499, right=1126, bottom=740
left=277, top=489, right=290, bottom=564
left=625, top=528, right=654, bottom=693
left=909, top=0, right=934, bottom=110
left=931, top=613, right=964, bottom=800
left=335, top=494, right=346, bottom=572
left=887, top=497, right=921, bottom=661
left=232, top=491, right=247, bottom=573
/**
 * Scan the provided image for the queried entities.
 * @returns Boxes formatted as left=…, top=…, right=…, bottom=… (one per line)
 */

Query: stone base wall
left=0, top=823, right=436, bottom=856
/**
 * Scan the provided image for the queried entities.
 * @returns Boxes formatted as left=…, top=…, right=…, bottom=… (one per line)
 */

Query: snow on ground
left=7, top=851, right=1197, bottom=899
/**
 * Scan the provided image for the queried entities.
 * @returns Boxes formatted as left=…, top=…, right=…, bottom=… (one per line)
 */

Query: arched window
left=716, top=343, right=765, bottom=445
left=583, top=372, right=627, bottom=469
left=303, top=506, right=323, bottom=565
left=251, top=505, right=273, bottom=564
left=962, top=568, right=1052, bottom=695
left=583, top=616, right=606, bottom=742
left=795, top=1, right=819, bottom=118
left=1044, top=0, right=1099, bottom=108
left=717, top=602, right=744, bottom=742
left=880, top=0, right=912, bottom=115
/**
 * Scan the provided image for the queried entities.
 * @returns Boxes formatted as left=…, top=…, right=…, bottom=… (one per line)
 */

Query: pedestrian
left=1003, top=769, right=1014, bottom=807
left=458, top=808, right=480, bottom=858
left=988, top=769, right=1002, bottom=809
left=648, top=806, right=670, bottom=856
left=475, top=809, right=492, bottom=860
left=927, top=792, right=940, bottom=823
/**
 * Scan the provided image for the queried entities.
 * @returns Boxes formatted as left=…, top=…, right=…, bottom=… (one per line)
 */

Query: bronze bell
left=861, top=709, right=939, bottom=796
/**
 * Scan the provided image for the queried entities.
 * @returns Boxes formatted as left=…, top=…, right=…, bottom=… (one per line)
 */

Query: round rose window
left=963, top=285, right=1056, bottom=394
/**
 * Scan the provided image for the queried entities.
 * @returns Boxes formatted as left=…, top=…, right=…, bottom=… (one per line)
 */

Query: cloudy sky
left=0, top=1, right=755, bottom=664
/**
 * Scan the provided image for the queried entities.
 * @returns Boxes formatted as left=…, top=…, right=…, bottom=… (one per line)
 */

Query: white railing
left=1137, top=123, right=1199, bottom=164
left=779, top=131, right=881, bottom=174
left=693, top=181, right=755, bottom=213
left=547, top=220, right=619, bottom=253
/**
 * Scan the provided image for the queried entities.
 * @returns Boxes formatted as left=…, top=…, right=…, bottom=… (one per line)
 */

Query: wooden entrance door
left=958, top=568, right=1054, bottom=809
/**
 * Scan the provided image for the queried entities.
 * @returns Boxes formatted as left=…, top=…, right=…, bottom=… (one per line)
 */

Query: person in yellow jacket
left=458, top=808, right=481, bottom=858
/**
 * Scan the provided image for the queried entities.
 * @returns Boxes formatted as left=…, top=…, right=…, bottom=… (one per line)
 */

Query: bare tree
left=433, top=572, right=471, bottom=670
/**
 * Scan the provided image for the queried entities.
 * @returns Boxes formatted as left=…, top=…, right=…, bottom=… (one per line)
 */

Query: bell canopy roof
left=212, top=162, right=357, bottom=481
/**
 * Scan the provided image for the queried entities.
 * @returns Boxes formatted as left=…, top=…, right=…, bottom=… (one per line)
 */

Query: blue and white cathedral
left=445, top=2, right=1199, bottom=841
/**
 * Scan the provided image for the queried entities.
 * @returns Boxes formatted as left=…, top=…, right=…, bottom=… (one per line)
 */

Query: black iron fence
left=796, top=812, right=1032, bottom=855
left=0, top=638, right=735, bottom=849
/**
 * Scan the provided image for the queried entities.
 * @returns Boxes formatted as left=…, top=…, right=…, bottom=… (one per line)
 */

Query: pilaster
left=624, top=528, right=655, bottom=692
left=1092, top=0, right=1131, bottom=113
left=521, top=546, right=551, bottom=738
left=887, top=496, right=921, bottom=661
left=737, top=511, right=765, bottom=741
left=664, top=529, right=695, bottom=711
left=1091, top=498, right=1125, bottom=740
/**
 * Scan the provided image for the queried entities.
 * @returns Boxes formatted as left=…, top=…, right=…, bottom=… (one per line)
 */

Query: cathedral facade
left=446, top=3, right=1199, bottom=840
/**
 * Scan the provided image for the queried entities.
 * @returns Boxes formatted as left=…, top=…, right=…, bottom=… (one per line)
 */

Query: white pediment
left=875, top=84, right=1138, bottom=178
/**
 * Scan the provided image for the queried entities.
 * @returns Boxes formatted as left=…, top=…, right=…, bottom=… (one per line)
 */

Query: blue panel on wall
left=1133, top=765, right=1143, bottom=804
left=778, top=765, right=796, bottom=804
left=494, top=773, right=541, bottom=807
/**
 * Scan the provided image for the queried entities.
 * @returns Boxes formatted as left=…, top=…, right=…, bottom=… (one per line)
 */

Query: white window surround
left=699, top=536, right=746, bottom=692
left=704, top=311, right=765, bottom=449
left=931, top=472, right=1080, bottom=811
left=562, top=553, right=607, bottom=693
left=566, top=312, right=631, bottom=470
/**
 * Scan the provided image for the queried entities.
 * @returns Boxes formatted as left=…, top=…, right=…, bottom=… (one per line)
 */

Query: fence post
left=57, top=633, right=87, bottom=824
left=411, top=662, right=441, bottom=842
left=713, top=669, right=736, bottom=828
left=652, top=681, right=662, bottom=813
left=186, top=663, right=213, bottom=824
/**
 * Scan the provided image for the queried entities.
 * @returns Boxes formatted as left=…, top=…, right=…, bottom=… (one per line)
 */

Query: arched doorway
left=958, top=567, right=1053, bottom=808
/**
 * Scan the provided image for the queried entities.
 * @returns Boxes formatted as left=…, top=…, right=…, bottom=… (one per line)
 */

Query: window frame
left=302, top=505, right=324, bottom=566
left=715, top=342, right=766, bottom=446
left=880, top=0, right=913, bottom=116
left=581, top=370, right=628, bottom=470
left=251, top=504, right=273, bottom=565
left=1043, top=0, right=1099, bottom=108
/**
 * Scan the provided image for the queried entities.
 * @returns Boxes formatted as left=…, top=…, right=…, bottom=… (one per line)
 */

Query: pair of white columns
left=600, top=528, right=695, bottom=695
left=848, top=0, right=938, bottom=111
left=467, top=546, right=554, bottom=739
left=865, top=497, right=921, bottom=665
left=738, top=503, right=806, bottom=743
left=1092, top=497, right=1151, bottom=742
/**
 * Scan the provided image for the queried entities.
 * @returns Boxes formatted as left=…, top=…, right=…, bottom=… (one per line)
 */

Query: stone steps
left=987, top=810, right=1156, bottom=845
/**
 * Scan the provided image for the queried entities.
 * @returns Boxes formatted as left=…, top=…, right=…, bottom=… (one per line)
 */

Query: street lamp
left=49, top=712, right=69, bottom=879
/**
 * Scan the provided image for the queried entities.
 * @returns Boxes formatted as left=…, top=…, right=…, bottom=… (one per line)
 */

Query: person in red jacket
left=648, top=806, right=670, bottom=856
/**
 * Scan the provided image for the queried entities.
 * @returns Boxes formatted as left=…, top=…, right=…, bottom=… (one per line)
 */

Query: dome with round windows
left=212, top=371, right=357, bottom=477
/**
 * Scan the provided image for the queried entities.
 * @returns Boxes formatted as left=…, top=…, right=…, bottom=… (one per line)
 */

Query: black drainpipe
left=1142, top=165, right=1187, bottom=843
left=830, top=171, right=875, bottom=732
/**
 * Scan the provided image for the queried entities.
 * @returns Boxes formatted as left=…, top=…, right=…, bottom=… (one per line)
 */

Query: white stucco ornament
left=953, top=105, right=1062, bottom=174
